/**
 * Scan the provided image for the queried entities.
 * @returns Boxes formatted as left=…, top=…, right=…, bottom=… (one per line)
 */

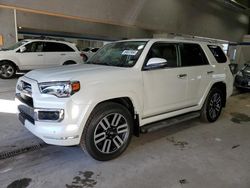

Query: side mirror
left=19, top=46, right=26, bottom=53
left=144, top=58, right=167, bottom=70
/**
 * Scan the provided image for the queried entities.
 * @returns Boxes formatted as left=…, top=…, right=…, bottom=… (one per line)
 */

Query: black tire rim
left=93, top=113, right=129, bottom=154
left=0, top=64, right=14, bottom=78
left=208, top=92, right=222, bottom=120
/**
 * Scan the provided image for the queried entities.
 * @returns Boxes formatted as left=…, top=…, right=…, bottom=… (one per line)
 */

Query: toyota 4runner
left=15, top=39, right=234, bottom=161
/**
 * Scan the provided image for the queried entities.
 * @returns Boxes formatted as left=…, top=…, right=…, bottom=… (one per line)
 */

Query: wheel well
left=0, top=60, right=18, bottom=71
left=63, top=60, right=77, bottom=65
left=95, top=97, right=140, bottom=137
left=211, top=82, right=227, bottom=107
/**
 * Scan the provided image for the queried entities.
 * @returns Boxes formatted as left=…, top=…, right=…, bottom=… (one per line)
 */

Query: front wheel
left=0, top=62, right=16, bottom=79
left=80, top=102, right=133, bottom=161
left=200, top=88, right=223, bottom=122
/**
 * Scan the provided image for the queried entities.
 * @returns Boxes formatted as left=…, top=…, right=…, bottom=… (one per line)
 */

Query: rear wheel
left=0, top=61, right=16, bottom=79
left=80, top=102, right=133, bottom=161
left=200, top=88, right=223, bottom=122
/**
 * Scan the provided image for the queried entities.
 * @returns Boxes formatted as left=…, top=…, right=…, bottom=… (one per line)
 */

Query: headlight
left=38, top=81, right=80, bottom=98
left=236, top=71, right=243, bottom=77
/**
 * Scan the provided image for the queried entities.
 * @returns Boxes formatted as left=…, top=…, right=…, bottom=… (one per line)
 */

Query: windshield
left=86, top=41, right=147, bottom=67
left=244, top=64, right=250, bottom=73
left=3, top=40, right=29, bottom=51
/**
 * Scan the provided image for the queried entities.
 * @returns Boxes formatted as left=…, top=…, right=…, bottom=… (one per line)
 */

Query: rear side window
left=91, top=48, right=99, bottom=52
left=208, top=45, right=227, bottom=63
left=43, top=42, right=75, bottom=52
left=180, top=43, right=209, bottom=66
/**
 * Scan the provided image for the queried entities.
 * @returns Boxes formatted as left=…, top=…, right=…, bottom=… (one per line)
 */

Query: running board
left=140, top=112, right=200, bottom=133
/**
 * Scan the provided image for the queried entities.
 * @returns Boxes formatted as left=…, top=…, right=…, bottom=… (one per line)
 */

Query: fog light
left=35, top=109, right=64, bottom=122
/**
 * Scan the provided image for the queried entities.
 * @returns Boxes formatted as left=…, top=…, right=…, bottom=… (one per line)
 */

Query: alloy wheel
left=0, top=64, right=14, bottom=78
left=93, top=113, right=129, bottom=154
left=208, top=92, right=222, bottom=120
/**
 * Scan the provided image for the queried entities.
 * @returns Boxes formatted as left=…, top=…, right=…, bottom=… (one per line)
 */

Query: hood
left=24, top=64, right=126, bottom=82
left=0, top=50, right=14, bottom=55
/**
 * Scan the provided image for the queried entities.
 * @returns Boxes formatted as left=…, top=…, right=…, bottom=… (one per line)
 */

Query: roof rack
left=165, top=33, right=229, bottom=44
left=34, top=35, right=68, bottom=42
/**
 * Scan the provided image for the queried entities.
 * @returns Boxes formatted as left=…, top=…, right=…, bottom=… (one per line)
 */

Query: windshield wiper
left=87, top=61, right=111, bottom=66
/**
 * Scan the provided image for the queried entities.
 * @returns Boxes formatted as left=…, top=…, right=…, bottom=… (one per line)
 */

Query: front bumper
left=234, top=75, right=250, bottom=90
left=15, top=77, right=91, bottom=146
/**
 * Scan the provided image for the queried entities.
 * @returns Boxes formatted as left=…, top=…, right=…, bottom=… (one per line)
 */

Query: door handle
left=60, top=53, right=66, bottom=56
left=207, top=71, right=214, bottom=74
left=37, top=54, right=43, bottom=56
left=177, top=74, right=187, bottom=79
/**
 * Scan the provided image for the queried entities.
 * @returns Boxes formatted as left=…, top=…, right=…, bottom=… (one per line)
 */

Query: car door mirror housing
left=19, top=46, right=26, bottom=53
left=144, top=58, right=167, bottom=70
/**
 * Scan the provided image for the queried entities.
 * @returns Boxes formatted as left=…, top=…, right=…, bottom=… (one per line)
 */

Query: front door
left=142, top=42, right=188, bottom=118
left=16, top=41, right=44, bottom=70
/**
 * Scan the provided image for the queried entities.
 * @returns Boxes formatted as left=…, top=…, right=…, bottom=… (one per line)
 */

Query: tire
left=80, top=102, right=133, bottom=161
left=63, top=60, right=77, bottom=65
left=200, top=87, right=223, bottom=122
left=0, top=61, right=16, bottom=79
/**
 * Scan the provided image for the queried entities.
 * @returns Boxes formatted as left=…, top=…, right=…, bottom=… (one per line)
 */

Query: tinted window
left=24, top=42, right=43, bottom=52
left=43, top=42, right=74, bottom=52
left=146, top=43, right=178, bottom=68
left=243, top=64, right=250, bottom=72
left=82, top=47, right=90, bottom=52
left=91, top=48, right=99, bottom=52
left=208, top=45, right=227, bottom=63
left=180, top=43, right=209, bottom=66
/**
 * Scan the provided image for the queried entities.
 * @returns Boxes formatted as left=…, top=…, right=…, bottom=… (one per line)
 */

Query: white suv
left=15, top=39, right=234, bottom=161
left=0, top=39, right=83, bottom=79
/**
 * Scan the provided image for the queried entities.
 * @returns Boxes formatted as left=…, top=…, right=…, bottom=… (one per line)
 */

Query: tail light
left=80, top=53, right=88, bottom=61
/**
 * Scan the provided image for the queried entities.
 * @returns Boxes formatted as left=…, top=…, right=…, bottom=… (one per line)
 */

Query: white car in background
left=0, top=39, right=83, bottom=79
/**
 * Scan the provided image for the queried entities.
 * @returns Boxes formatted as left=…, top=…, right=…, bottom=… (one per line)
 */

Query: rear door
left=178, top=43, right=212, bottom=106
left=43, top=42, right=75, bottom=67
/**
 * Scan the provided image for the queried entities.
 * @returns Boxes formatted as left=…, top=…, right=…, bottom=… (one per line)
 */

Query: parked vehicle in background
left=0, top=39, right=83, bottom=79
left=81, top=47, right=100, bottom=61
left=235, top=63, right=250, bottom=91
left=16, top=39, right=234, bottom=161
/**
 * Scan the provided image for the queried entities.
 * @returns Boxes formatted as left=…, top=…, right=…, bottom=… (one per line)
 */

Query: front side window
left=24, top=42, right=43, bottom=52
left=145, top=43, right=178, bottom=68
left=180, top=43, right=209, bottom=66
left=87, top=41, right=146, bottom=67
left=208, top=45, right=227, bottom=63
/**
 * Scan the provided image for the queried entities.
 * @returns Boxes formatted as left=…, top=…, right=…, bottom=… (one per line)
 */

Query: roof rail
left=166, top=33, right=228, bottom=44
left=35, top=36, right=68, bottom=42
